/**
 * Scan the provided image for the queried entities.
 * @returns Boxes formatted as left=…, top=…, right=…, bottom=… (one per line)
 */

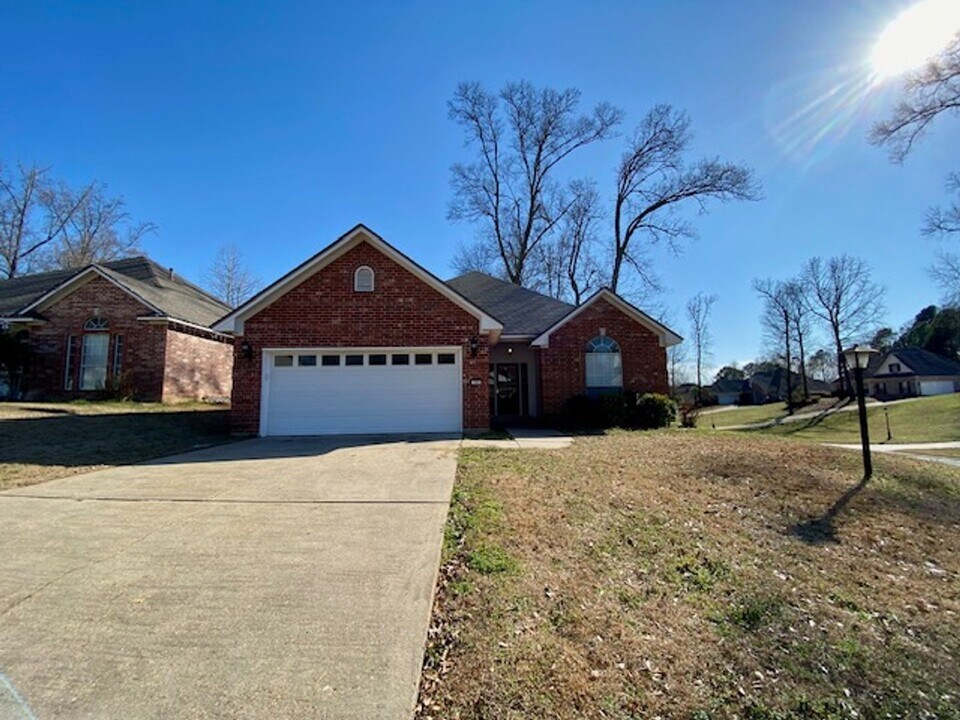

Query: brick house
left=0, top=257, right=233, bottom=402
left=214, top=225, right=681, bottom=436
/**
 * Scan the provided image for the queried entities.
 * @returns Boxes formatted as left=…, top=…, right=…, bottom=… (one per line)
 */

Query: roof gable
left=530, top=288, right=682, bottom=348
left=0, top=256, right=231, bottom=328
left=877, top=347, right=960, bottom=377
left=212, top=224, right=502, bottom=337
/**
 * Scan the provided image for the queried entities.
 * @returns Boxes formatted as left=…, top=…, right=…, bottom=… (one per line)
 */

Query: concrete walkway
left=460, top=427, right=574, bottom=450
left=719, top=396, right=926, bottom=431
left=825, top=440, right=960, bottom=468
left=0, top=436, right=459, bottom=720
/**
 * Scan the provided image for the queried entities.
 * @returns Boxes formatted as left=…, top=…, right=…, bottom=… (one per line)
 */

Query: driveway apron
left=0, top=436, right=458, bottom=720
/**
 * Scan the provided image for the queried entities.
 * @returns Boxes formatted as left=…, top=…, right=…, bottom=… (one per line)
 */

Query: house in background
left=0, top=257, right=233, bottom=402
left=749, top=367, right=833, bottom=404
left=865, top=346, right=960, bottom=399
left=710, top=378, right=751, bottom=405
left=214, top=224, right=681, bottom=436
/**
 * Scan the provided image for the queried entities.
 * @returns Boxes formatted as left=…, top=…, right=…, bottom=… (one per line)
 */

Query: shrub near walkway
left=0, top=401, right=231, bottom=490
left=417, top=432, right=960, bottom=719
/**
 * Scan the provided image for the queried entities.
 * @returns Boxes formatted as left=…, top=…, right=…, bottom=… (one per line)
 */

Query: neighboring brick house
left=0, top=257, right=233, bottom=402
left=214, top=224, right=681, bottom=436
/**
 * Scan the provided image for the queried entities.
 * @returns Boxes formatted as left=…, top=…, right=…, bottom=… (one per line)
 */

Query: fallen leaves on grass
left=417, top=432, right=960, bottom=720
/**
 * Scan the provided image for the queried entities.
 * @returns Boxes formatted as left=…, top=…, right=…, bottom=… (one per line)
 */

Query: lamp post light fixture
left=842, top=344, right=878, bottom=479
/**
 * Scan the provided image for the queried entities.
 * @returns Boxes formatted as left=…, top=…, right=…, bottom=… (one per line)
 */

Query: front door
left=490, top=363, right=527, bottom=419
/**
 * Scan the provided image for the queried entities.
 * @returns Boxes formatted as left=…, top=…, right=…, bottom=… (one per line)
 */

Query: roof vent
left=168, top=267, right=175, bottom=279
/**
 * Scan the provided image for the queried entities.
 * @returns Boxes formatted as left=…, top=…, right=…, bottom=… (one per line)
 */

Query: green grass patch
left=706, top=402, right=793, bottom=427
left=743, top=394, right=960, bottom=444
left=0, top=401, right=231, bottom=490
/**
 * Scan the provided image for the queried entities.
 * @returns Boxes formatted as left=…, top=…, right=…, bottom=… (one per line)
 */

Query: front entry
left=490, top=362, right=529, bottom=420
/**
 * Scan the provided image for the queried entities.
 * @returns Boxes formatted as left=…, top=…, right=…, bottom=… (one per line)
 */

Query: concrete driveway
left=0, top=435, right=459, bottom=719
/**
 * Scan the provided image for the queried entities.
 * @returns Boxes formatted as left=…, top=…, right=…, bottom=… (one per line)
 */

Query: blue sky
left=2, top=1, right=955, bottom=371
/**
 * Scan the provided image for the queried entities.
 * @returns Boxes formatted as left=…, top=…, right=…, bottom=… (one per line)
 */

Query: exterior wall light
left=241, top=339, right=254, bottom=360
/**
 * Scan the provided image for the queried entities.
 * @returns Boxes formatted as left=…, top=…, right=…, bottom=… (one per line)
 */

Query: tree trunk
left=831, top=327, right=852, bottom=397
left=797, top=326, right=809, bottom=400
left=784, top=309, right=793, bottom=414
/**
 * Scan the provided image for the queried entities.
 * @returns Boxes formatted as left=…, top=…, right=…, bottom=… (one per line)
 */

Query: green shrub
left=559, top=391, right=676, bottom=430
left=628, top=393, right=677, bottom=429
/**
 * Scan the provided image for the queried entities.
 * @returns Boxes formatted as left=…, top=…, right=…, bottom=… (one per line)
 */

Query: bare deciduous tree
left=0, top=163, right=93, bottom=278
left=930, top=250, right=960, bottom=307
left=204, top=244, right=261, bottom=308
left=785, top=280, right=813, bottom=400
left=535, top=180, right=603, bottom=302
left=871, top=37, right=960, bottom=289
left=667, top=340, right=690, bottom=396
left=870, top=38, right=960, bottom=165
left=686, top=292, right=717, bottom=405
left=807, top=348, right=833, bottom=382
left=801, top=255, right=885, bottom=395
left=448, top=81, right=622, bottom=286
left=924, top=172, right=960, bottom=236
left=754, top=278, right=794, bottom=411
left=40, top=181, right=154, bottom=270
left=611, top=105, right=760, bottom=292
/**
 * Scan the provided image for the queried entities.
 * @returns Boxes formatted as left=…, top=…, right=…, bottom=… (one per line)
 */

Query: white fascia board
left=531, top=288, right=683, bottom=349
left=0, top=317, right=47, bottom=324
left=212, top=225, right=504, bottom=337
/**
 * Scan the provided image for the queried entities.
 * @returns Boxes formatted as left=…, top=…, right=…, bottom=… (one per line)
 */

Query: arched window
left=80, top=316, right=110, bottom=390
left=585, top=335, right=623, bottom=391
left=354, top=266, right=375, bottom=292
left=84, top=317, right=110, bottom=331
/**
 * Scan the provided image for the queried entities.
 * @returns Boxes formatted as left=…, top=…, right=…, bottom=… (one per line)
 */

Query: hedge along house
left=0, top=257, right=233, bottom=402
left=214, top=224, right=681, bottom=436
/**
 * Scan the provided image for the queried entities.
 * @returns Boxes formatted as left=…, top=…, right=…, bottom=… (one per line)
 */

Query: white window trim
left=585, top=335, right=624, bottom=389
left=64, top=335, right=76, bottom=390
left=354, top=265, right=375, bottom=292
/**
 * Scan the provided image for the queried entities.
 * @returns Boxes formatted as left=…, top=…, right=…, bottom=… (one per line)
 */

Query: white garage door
left=919, top=380, right=956, bottom=396
left=261, top=348, right=462, bottom=436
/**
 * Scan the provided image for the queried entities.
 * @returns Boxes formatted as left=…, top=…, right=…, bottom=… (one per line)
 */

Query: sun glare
left=871, top=0, right=960, bottom=78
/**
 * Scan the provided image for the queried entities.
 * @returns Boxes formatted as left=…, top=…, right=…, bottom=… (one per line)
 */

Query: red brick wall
left=539, top=298, right=668, bottom=415
left=26, top=276, right=168, bottom=400
left=230, top=237, right=491, bottom=435
left=162, top=327, right=233, bottom=402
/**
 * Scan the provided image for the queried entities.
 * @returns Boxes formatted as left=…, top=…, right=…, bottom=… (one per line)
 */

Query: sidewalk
left=720, top=396, right=924, bottom=431
left=825, top=440, right=960, bottom=469
left=461, top=427, right=574, bottom=450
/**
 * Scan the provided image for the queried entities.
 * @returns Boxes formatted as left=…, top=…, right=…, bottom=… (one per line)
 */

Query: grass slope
left=418, top=432, right=960, bottom=719
left=0, top=401, right=231, bottom=490
left=705, top=402, right=801, bottom=428
left=747, top=394, right=960, bottom=444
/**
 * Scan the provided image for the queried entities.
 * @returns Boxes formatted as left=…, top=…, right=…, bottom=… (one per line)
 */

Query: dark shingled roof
left=0, top=257, right=230, bottom=328
left=711, top=378, right=750, bottom=394
left=873, top=347, right=960, bottom=377
left=445, top=271, right=574, bottom=336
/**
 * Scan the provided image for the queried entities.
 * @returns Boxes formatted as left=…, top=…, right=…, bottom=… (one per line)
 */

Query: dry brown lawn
left=0, top=401, right=231, bottom=490
left=418, top=432, right=960, bottom=720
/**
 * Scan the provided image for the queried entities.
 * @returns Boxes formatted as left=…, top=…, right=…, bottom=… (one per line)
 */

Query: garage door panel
left=263, top=351, right=461, bottom=435
left=919, top=380, right=955, bottom=396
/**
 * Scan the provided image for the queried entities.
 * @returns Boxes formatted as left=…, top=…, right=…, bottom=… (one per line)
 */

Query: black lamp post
left=842, top=344, right=878, bottom=479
